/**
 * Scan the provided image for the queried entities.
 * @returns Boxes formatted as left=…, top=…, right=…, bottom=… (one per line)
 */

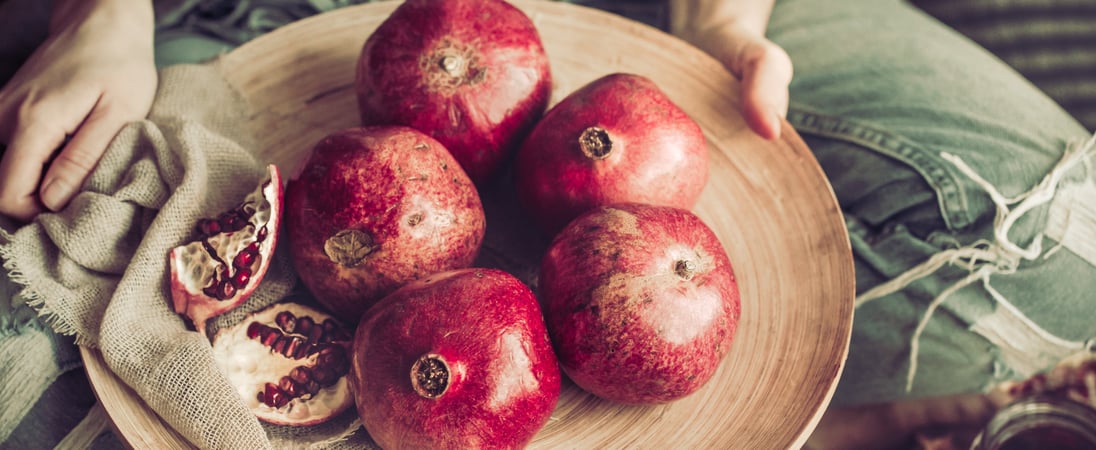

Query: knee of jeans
left=852, top=134, right=1096, bottom=391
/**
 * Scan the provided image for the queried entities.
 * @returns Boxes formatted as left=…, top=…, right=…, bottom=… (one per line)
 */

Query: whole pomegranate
left=284, top=126, right=485, bottom=322
left=539, top=203, right=739, bottom=404
left=211, top=301, right=354, bottom=426
left=356, top=0, right=552, bottom=185
left=349, top=268, right=560, bottom=449
left=169, top=165, right=282, bottom=335
left=513, top=73, right=709, bottom=235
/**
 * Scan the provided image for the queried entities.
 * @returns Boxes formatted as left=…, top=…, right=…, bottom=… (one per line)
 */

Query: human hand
left=671, top=1, right=792, bottom=140
left=0, top=0, right=156, bottom=222
left=678, top=23, right=793, bottom=141
left=693, top=24, right=792, bottom=140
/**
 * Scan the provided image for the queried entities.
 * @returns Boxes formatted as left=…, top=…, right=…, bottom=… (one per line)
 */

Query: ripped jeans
left=769, top=0, right=1096, bottom=405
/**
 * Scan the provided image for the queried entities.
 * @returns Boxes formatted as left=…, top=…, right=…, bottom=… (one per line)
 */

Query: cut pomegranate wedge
left=169, top=164, right=283, bottom=335
left=211, top=301, right=354, bottom=426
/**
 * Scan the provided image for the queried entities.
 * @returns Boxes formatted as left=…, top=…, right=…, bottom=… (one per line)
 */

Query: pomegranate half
left=513, top=73, right=709, bottom=235
left=285, top=126, right=486, bottom=322
left=350, top=268, right=561, bottom=449
left=539, top=203, right=740, bottom=404
left=356, top=0, right=552, bottom=185
left=211, top=301, right=354, bottom=426
left=169, top=164, right=283, bottom=335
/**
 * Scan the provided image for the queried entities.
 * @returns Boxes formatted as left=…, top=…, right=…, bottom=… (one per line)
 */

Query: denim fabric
left=152, top=0, right=376, bottom=66
left=770, top=0, right=1096, bottom=405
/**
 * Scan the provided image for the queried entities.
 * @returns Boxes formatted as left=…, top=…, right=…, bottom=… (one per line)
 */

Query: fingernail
left=40, top=179, right=71, bottom=212
left=770, top=110, right=783, bottom=139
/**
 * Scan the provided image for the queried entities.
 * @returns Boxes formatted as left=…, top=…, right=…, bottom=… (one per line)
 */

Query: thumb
left=735, top=38, right=792, bottom=140
left=39, top=98, right=127, bottom=212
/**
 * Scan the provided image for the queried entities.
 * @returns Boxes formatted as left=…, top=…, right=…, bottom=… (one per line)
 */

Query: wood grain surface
left=82, top=1, right=855, bottom=448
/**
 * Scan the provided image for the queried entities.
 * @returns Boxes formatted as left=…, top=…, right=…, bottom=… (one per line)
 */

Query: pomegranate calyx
left=323, top=229, right=376, bottom=267
left=411, top=353, right=450, bottom=399
left=439, top=54, right=466, bottom=77
left=579, top=126, right=612, bottom=160
left=675, top=259, right=697, bottom=281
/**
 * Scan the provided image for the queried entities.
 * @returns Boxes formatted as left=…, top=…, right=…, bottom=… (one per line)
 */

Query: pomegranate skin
left=513, top=73, right=709, bottom=235
left=350, top=268, right=561, bottom=450
left=539, top=203, right=739, bottom=404
left=285, top=126, right=485, bottom=322
left=356, top=0, right=552, bottom=186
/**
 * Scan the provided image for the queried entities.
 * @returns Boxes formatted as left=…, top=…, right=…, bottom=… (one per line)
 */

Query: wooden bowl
left=82, top=1, right=855, bottom=448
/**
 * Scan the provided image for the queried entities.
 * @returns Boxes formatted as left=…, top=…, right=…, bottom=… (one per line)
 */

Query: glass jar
left=970, top=395, right=1096, bottom=450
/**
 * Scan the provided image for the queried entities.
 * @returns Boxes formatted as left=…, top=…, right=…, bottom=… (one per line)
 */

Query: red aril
left=539, top=203, right=739, bottom=404
left=169, top=164, right=282, bottom=335
left=284, top=126, right=486, bottom=322
left=349, top=268, right=560, bottom=449
left=356, top=0, right=552, bottom=185
left=211, top=301, right=354, bottom=426
left=513, top=73, right=709, bottom=235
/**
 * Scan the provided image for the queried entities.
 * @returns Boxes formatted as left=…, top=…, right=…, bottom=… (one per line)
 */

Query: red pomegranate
left=513, top=73, right=709, bottom=235
left=356, top=0, right=552, bottom=185
left=284, top=126, right=485, bottom=322
left=169, top=165, right=282, bottom=335
left=211, top=301, right=354, bottom=426
left=349, top=268, right=560, bottom=449
left=539, top=203, right=739, bottom=404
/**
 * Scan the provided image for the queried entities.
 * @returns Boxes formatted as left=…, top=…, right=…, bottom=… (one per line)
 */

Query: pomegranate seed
left=312, top=367, right=335, bottom=386
left=233, top=248, right=256, bottom=269
left=196, top=218, right=221, bottom=237
left=256, top=225, right=268, bottom=242
left=283, top=336, right=302, bottom=359
left=230, top=268, right=251, bottom=289
left=321, top=319, right=340, bottom=342
left=306, top=380, right=321, bottom=396
left=279, top=376, right=301, bottom=397
left=219, top=214, right=240, bottom=232
left=261, top=328, right=280, bottom=347
left=246, top=322, right=265, bottom=340
left=289, top=366, right=313, bottom=384
left=308, top=325, right=325, bottom=343
left=327, top=347, right=350, bottom=374
left=203, top=284, right=221, bottom=299
left=315, top=344, right=336, bottom=359
left=273, top=336, right=290, bottom=355
left=294, top=342, right=313, bottom=359
left=217, top=279, right=236, bottom=300
left=297, top=317, right=314, bottom=337
left=314, top=346, right=349, bottom=383
left=264, top=383, right=288, bottom=408
left=275, top=311, right=296, bottom=333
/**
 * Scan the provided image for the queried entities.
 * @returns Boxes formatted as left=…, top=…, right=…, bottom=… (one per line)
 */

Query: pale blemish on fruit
left=589, top=207, right=640, bottom=237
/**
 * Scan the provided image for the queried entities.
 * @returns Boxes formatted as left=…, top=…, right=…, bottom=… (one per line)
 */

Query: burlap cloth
left=0, top=64, right=376, bottom=449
